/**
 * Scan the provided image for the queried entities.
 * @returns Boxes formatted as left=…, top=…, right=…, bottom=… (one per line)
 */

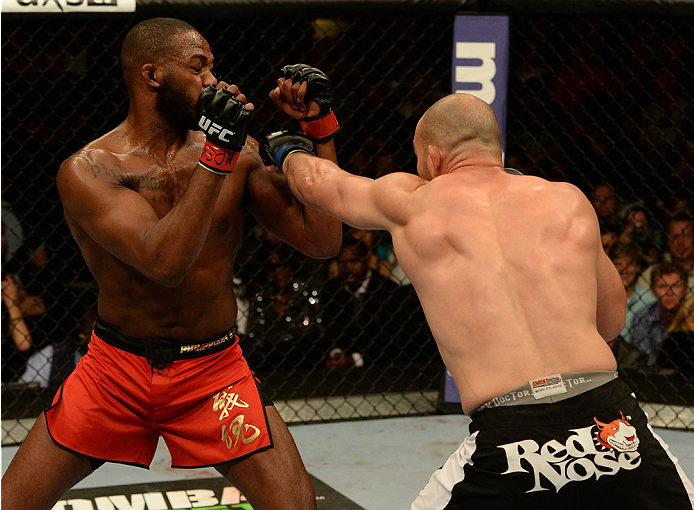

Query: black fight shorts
left=412, top=374, right=694, bottom=510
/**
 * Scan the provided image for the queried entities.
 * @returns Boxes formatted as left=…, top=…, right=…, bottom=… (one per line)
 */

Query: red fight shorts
left=45, top=331, right=273, bottom=468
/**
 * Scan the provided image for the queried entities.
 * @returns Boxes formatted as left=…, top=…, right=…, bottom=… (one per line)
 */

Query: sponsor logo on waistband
left=530, top=374, right=567, bottom=399
left=498, top=411, right=641, bottom=493
left=179, top=334, right=232, bottom=354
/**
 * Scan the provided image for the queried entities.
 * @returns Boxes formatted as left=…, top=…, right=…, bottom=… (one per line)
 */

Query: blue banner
left=444, top=15, right=510, bottom=409
left=451, top=14, right=510, bottom=155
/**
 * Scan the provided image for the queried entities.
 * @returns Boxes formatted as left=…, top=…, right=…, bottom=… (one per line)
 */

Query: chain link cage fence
left=2, top=3, right=693, bottom=443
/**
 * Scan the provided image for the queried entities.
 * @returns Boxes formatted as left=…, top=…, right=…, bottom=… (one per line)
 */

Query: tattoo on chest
left=86, top=163, right=172, bottom=200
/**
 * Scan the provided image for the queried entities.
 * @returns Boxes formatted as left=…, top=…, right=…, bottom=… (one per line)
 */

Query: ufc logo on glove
left=198, top=116, right=236, bottom=143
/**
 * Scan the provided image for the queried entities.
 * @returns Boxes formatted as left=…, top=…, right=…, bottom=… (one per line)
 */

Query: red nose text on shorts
left=498, top=424, right=641, bottom=493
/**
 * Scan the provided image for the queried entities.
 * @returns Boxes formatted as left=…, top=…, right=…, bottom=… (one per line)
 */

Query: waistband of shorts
left=470, top=370, right=619, bottom=415
left=94, top=315, right=237, bottom=369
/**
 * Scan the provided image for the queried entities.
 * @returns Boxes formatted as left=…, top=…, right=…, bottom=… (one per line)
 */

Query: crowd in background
left=1, top=15, right=692, bottom=405
left=591, top=182, right=694, bottom=375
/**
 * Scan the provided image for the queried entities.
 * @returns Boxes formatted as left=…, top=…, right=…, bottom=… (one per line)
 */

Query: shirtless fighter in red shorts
left=1, top=17, right=341, bottom=510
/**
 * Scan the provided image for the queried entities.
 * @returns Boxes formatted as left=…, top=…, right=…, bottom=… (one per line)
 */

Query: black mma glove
left=260, top=130, right=316, bottom=174
left=195, top=85, right=252, bottom=175
left=504, top=167, right=524, bottom=175
left=281, top=63, right=340, bottom=142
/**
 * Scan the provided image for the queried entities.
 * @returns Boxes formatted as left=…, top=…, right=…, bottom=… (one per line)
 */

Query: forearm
left=293, top=142, right=342, bottom=253
left=284, top=151, right=342, bottom=217
left=138, top=167, right=224, bottom=286
left=4, top=301, right=32, bottom=351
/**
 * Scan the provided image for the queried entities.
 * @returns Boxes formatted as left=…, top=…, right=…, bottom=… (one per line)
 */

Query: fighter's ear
left=142, top=63, right=163, bottom=89
left=427, top=145, right=443, bottom=176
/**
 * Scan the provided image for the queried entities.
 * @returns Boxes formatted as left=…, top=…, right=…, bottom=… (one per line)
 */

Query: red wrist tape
left=299, top=111, right=340, bottom=141
left=199, top=141, right=240, bottom=174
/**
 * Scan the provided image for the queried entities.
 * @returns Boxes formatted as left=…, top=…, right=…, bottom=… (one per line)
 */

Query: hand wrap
left=260, top=130, right=316, bottom=174
left=195, top=85, right=252, bottom=175
left=282, top=63, right=340, bottom=142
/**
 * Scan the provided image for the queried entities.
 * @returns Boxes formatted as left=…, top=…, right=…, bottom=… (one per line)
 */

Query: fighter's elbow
left=143, top=262, right=189, bottom=288
left=325, top=235, right=342, bottom=258
left=156, top=273, right=187, bottom=288
left=291, top=173, right=322, bottom=209
left=307, top=232, right=342, bottom=259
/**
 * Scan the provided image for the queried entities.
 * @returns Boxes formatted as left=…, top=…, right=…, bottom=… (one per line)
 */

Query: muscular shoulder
left=372, top=172, right=427, bottom=225
left=380, top=171, right=427, bottom=192
left=373, top=172, right=427, bottom=207
left=57, top=143, right=136, bottom=198
left=59, top=145, right=116, bottom=184
left=56, top=127, right=159, bottom=219
left=514, top=178, right=592, bottom=214
left=548, top=181, right=595, bottom=216
left=59, top=124, right=134, bottom=176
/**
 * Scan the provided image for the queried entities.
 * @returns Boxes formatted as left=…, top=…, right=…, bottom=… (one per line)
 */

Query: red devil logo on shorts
left=594, top=411, right=640, bottom=452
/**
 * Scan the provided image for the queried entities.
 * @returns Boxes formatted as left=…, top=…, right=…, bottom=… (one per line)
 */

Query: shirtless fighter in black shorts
left=261, top=92, right=694, bottom=509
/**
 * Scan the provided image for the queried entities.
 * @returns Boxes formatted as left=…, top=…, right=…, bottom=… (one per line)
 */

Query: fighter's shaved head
left=417, top=93, right=502, bottom=155
left=121, top=17, right=198, bottom=92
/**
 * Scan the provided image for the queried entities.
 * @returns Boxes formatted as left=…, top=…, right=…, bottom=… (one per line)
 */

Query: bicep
left=295, top=165, right=420, bottom=231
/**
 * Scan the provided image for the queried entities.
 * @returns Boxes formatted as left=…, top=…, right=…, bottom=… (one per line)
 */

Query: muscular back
left=390, top=171, right=622, bottom=412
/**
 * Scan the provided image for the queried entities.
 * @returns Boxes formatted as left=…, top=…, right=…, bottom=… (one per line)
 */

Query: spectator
left=641, top=215, right=694, bottom=293
left=600, top=224, right=620, bottom=253
left=589, top=182, right=621, bottom=232
left=631, top=263, right=689, bottom=365
left=618, top=204, right=662, bottom=265
left=323, top=238, right=381, bottom=368
left=640, top=213, right=694, bottom=295
left=666, top=195, right=692, bottom=219
left=1, top=200, right=50, bottom=279
left=656, top=296, right=694, bottom=375
left=608, top=243, right=656, bottom=343
left=666, top=214, right=694, bottom=275
left=344, top=228, right=416, bottom=287
left=344, top=227, right=393, bottom=279
left=1, top=223, right=46, bottom=383
left=321, top=238, right=434, bottom=368
left=1, top=200, right=25, bottom=264
left=2, top=205, right=64, bottom=387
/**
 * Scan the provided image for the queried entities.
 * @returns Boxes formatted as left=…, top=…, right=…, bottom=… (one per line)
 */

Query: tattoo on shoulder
left=85, top=163, right=170, bottom=194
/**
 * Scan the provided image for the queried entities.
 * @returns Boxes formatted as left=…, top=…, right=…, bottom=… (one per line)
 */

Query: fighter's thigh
left=1, top=415, right=94, bottom=510
left=215, top=405, right=317, bottom=510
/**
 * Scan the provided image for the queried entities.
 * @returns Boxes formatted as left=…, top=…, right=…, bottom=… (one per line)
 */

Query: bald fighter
left=262, top=93, right=694, bottom=508
left=1, top=17, right=341, bottom=510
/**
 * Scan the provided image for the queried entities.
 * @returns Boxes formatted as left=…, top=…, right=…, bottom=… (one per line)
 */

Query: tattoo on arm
left=85, top=163, right=171, bottom=193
